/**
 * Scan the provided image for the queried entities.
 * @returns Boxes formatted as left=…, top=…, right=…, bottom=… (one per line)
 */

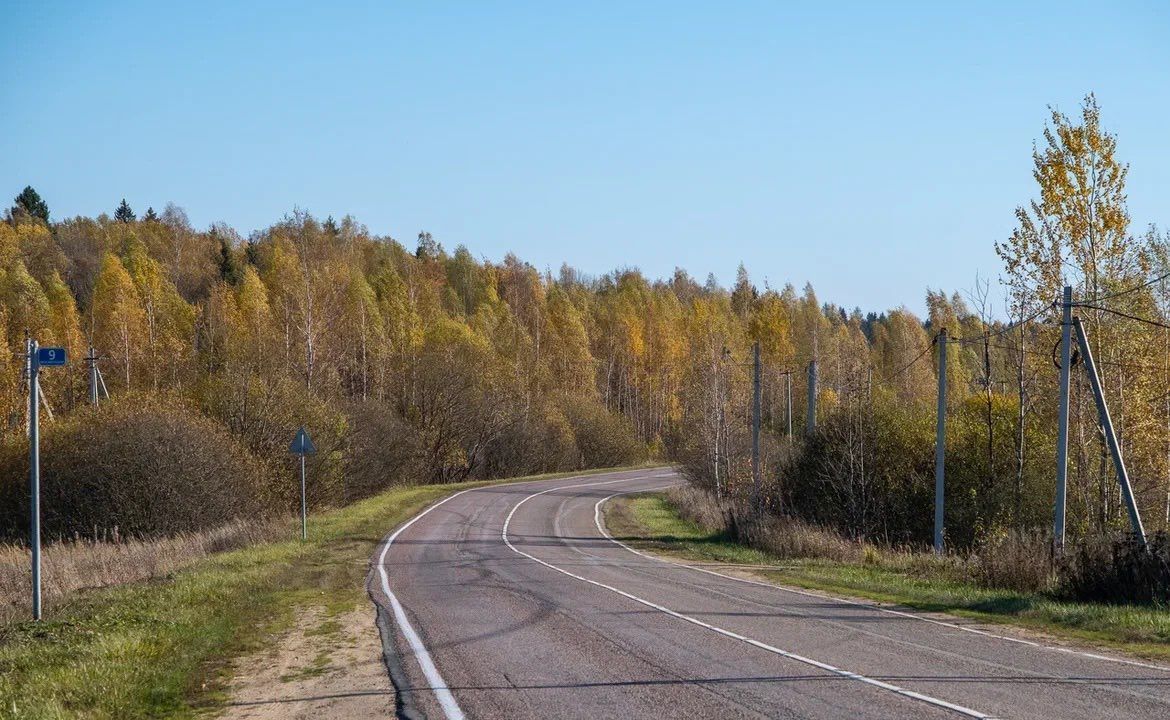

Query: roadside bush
left=342, top=399, right=425, bottom=500
left=969, top=530, right=1055, bottom=593
left=669, top=485, right=862, bottom=562
left=480, top=401, right=579, bottom=478
left=194, top=373, right=347, bottom=510
left=745, top=514, right=862, bottom=562
left=561, top=396, right=645, bottom=468
left=667, top=485, right=730, bottom=532
left=0, top=395, right=270, bottom=540
left=1058, top=531, right=1170, bottom=604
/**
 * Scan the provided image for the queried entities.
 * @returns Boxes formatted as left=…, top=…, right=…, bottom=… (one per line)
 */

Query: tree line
left=678, top=94, right=1170, bottom=551
left=2, top=94, right=1166, bottom=551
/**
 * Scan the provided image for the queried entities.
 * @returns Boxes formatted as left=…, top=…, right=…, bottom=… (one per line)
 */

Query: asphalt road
left=368, top=468, right=1170, bottom=719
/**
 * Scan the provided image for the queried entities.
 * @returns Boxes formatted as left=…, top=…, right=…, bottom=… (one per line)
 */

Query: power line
left=947, top=300, right=1057, bottom=346
left=983, top=340, right=1166, bottom=374
left=1073, top=303, right=1170, bottom=332
left=1083, top=269, right=1170, bottom=305
left=884, top=337, right=937, bottom=381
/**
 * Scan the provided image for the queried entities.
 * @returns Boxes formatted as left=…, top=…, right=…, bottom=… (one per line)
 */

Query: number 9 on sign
left=37, top=347, right=67, bottom=367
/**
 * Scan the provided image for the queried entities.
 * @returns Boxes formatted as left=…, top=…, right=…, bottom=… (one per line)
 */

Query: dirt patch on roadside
left=217, top=604, right=394, bottom=720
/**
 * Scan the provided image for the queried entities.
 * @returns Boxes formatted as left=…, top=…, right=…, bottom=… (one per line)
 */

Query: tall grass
left=666, top=486, right=1058, bottom=594
left=0, top=517, right=288, bottom=625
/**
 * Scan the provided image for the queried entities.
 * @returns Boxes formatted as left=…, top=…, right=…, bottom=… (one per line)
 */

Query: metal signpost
left=289, top=427, right=317, bottom=541
left=27, top=339, right=66, bottom=620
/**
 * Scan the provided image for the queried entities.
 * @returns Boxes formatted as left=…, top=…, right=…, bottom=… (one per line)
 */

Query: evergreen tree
left=218, top=235, right=241, bottom=284
left=114, top=199, right=136, bottom=223
left=12, top=186, right=49, bottom=223
left=143, top=206, right=160, bottom=223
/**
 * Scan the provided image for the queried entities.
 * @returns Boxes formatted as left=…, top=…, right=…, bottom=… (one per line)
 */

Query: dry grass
left=667, top=485, right=1057, bottom=594
left=667, top=486, right=863, bottom=562
left=0, top=517, right=289, bottom=625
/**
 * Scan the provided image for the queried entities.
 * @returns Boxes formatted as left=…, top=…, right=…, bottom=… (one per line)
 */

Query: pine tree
left=114, top=199, right=136, bottom=223
left=12, top=186, right=49, bottom=223
left=143, top=206, right=160, bottom=223
left=218, top=235, right=242, bottom=284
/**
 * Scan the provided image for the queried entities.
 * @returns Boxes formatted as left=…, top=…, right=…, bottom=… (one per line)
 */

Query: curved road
left=368, top=467, right=1170, bottom=719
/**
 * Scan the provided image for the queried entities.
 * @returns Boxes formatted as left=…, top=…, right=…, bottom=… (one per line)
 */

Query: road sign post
left=289, top=427, right=317, bottom=541
left=27, top=341, right=66, bottom=620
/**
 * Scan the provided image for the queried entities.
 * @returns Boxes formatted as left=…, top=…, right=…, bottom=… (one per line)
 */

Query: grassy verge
left=0, top=465, right=650, bottom=720
left=608, top=493, right=1170, bottom=662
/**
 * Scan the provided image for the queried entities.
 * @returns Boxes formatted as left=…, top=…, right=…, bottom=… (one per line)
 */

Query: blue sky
left=2, top=1, right=1168, bottom=316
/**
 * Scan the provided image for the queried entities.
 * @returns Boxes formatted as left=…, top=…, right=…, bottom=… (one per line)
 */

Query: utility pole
left=28, top=338, right=41, bottom=620
left=785, top=370, right=793, bottom=439
left=1073, top=317, right=1147, bottom=546
left=806, top=360, right=817, bottom=435
left=934, top=328, right=948, bottom=553
left=87, top=346, right=99, bottom=407
left=751, top=341, right=761, bottom=510
left=1054, top=285, right=1073, bottom=551
left=712, top=354, right=721, bottom=499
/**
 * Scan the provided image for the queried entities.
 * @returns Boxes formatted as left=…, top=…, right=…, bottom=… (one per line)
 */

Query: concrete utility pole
left=785, top=371, right=793, bottom=439
left=1073, top=317, right=1147, bottom=546
left=933, top=328, right=948, bottom=553
left=87, top=346, right=99, bottom=407
left=806, top=360, right=817, bottom=435
left=28, top=338, right=41, bottom=620
left=751, top=341, right=761, bottom=509
left=1054, top=285, right=1073, bottom=550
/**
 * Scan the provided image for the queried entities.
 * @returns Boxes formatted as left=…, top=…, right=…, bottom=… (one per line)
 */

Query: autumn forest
left=2, top=95, right=1169, bottom=576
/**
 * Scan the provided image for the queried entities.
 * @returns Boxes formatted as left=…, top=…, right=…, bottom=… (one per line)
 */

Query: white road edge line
left=594, top=486, right=1170, bottom=675
left=503, top=478, right=998, bottom=720
left=377, top=488, right=472, bottom=720
left=373, top=468, right=669, bottom=720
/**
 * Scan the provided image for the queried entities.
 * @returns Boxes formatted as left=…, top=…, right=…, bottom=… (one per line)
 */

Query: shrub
left=1058, top=531, right=1170, bottom=604
left=969, top=529, right=1055, bottom=593
left=561, top=396, right=645, bottom=468
left=480, top=401, right=579, bottom=478
left=342, top=399, right=425, bottom=500
left=0, top=395, right=270, bottom=540
left=194, top=373, right=347, bottom=510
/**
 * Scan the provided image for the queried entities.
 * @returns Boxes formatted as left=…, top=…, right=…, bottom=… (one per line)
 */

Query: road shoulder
left=605, top=492, right=1170, bottom=666
left=216, top=604, right=393, bottom=720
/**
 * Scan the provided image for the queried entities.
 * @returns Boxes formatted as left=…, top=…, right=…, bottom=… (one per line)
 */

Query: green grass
left=609, top=494, right=1170, bottom=661
left=0, top=465, right=649, bottom=720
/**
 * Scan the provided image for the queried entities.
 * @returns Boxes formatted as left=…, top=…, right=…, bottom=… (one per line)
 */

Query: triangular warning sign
left=289, top=427, right=317, bottom=455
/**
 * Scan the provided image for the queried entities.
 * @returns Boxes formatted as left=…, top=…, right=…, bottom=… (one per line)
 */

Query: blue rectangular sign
left=37, top=347, right=67, bottom=366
